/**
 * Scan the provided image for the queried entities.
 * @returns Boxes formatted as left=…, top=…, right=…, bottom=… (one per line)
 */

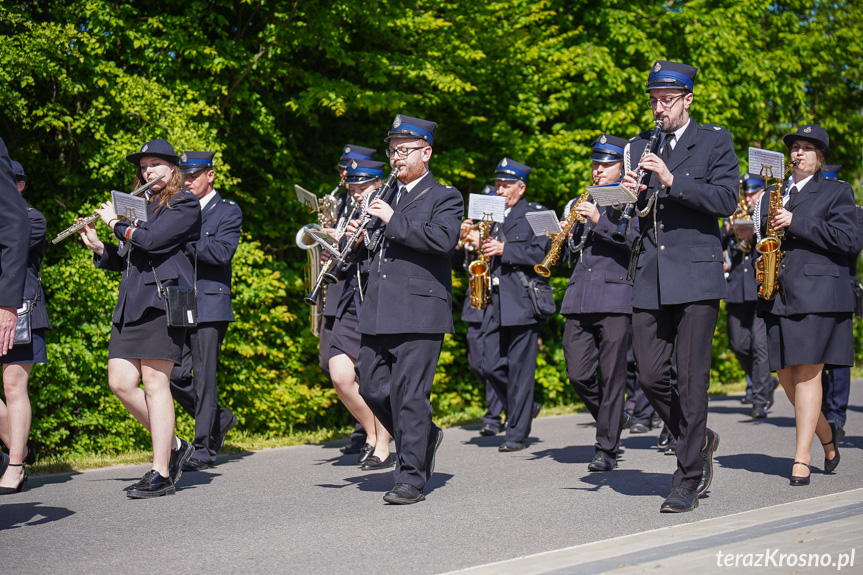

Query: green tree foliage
left=1, top=2, right=861, bottom=456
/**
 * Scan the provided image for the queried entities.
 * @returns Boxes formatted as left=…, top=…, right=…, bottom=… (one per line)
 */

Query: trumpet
left=611, top=119, right=664, bottom=244
left=52, top=175, right=165, bottom=244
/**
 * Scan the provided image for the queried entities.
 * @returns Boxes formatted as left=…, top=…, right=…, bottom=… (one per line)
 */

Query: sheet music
left=294, top=185, right=320, bottom=212
left=748, top=147, right=784, bottom=180
left=111, top=191, right=148, bottom=222
left=468, top=194, right=506, bottom=222
left=525, top=211, right=561, bottom=237
left=585, top=183, right=637, bottom=207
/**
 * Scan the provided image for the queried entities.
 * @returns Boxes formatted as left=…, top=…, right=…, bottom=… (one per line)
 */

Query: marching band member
left=0, top=160, right=48, bottom=494
left=722, top=173, right=777, bottom=419
left=476, top=158, right=549, bottom=453
left=169, top=151, right=242, bottom=471
left=328, top=159, right=392, bottom=470
left=351, top=114, right=463, bottom=504
left=623, top=60, right=738, bottom=512
left=77, top=139, right=199, bottom=498
left=561, top=134, right=637, bottom=472
left=755, top=125, right=856, bottom=486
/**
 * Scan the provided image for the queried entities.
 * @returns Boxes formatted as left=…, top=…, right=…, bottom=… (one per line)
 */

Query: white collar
left=789, top=173, right=815, bottom=193
left=199, top=189, right=217, bottom=210
left=665, top=119, right=690, bottom=149
left=398, top=171, right=429, bottom=194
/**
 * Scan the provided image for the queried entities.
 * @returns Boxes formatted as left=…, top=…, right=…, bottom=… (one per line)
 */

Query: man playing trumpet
left=561, top=134, right=638, bottom=472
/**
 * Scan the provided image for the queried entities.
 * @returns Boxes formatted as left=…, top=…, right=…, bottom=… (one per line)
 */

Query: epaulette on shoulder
left=528, top=201, right=546, bottom=211
left=222, top=199, right=236, bottom=205
left=700, top=123, right=726, bottom=132
left=631, top=130, right=652, bottom=141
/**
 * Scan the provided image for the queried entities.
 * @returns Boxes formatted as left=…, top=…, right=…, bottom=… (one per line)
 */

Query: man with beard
left=350, top=114, right=463, bottom=504
left=622, top=60, right=739, bottom=512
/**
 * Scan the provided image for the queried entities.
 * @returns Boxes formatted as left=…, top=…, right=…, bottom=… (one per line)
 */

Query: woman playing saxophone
left=755, top=124, right=856, bottom=486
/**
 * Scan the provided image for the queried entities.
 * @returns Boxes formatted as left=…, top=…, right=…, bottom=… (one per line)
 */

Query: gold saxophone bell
left=534, top=191, right=590, bottom=277
left=468, top=217, right=493, bottom=309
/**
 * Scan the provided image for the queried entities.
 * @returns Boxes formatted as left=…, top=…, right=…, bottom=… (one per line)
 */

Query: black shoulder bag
left=498, top=227, right=556, bottom=320
left=151, top=257, right=198, bottom=328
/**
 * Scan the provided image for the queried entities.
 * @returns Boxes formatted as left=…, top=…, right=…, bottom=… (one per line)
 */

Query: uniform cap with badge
left=385, top=114, right=437, bottom=146
left=338, top=144, right=376, bottom=169
left=345, top=159, right=386, bottom=184
left=592, top=134, right=627, bottom=163
left=822, top=164, right=841, bottom=180
left=783, top=124, right=831, bottom=159
left=10, top=160, right=26, bottom=182
left=645, top=60, right=698, bottom=93
left=178, top=151, right=216, bottom=175
left=494, top=157, right=532, bottom=182
left=741, top=172, right=766, bottom=194
left=126, top=139, right=180, bottom=166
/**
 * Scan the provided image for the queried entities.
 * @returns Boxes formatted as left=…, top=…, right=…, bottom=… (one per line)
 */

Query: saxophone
left=534, top=190, right=590, bottom=278
left=468, top=216, right=493, bottom=309
left=755, top=159, right=799, bottom=301
left=730, top=179, right=753, bottom=253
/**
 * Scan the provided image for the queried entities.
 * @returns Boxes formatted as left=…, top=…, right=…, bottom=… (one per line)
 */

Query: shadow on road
left=567, top=469, right=669, bottom=497
left=0, top=501, right=75, bottom=531
left=715, top=453, right=789, bottom=478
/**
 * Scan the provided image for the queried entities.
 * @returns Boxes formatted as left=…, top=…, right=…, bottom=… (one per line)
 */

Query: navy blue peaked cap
left=126, top=139, right=180, bottom=166
left=345, top=159, right=386, bottom=184
left=645, top=60, right=697, bottom=93
left=783, top=124, right=831, bottom=159
left=592, top=134, right=627, bottom=163
left=10, top=160, right=25, bottom=181
left=386, top=114, right=436, bottom=146
left=741, top=173, right=765, bottom=193
left=822, top=164, right=841, bottom=179
left=494, top=157, right=531, bottom=182
left=179, top=151, right=216, bottom=174
left=339, top=144, right=376, bottom=169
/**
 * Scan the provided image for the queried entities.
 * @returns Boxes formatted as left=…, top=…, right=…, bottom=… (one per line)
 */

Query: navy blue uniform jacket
left=189, top=192, right=241, bottom=323
left=25, top=207, right=50, bottom=329
left=490, top=198, right=551, bottom=326
left=756, top=171, right=857, bottom=316
left=357, top=171, right=464, bottom=335
left=96, top=190, right=201, bottom=324
left=721, top=223, right=758, bottom=304
left=0, top=138, right=30, bottom=308
left=629, top=121, right=739, bottom=308
left=561, top=205, right=638, bottom=315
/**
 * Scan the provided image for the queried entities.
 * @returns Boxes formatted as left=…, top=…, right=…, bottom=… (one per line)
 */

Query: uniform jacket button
left=659, top=224, right=665, bottom=230
left=660, top=245, right=666, bottom=251
left=382, top=274, right=387, bottom=279
left=659, top=204, right=665, bottom=209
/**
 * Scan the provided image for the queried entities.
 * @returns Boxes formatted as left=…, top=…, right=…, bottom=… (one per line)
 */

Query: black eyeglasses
left=647, top=94, right=685, bottom=109
left=386, top=146, right=426, bottom=158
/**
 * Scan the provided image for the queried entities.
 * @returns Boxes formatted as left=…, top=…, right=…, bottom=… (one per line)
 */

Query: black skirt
left=109, top=307, right=186, bottom=365
left=2, top=329, right=48, bottom=365
left=765, top=312, right=853, bottom=371
left=329, top=299, right=361, bottom=361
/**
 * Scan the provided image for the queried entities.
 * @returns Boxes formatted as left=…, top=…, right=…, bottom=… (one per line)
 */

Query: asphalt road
left=1, top=383, right=860, bottom=574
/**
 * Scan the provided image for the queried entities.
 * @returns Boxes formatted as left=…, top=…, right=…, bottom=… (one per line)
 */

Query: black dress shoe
left=664, top=437, right=677, bottom=455
left=361, top=454, right=395, bottom=471
left=823, top=425, right=840, bottom=474
left=357, top=443, right=375, bottom=465
left=630, top=423, right=649, bottom=434
left=650, top=411, right=662, bottom=430
left=181, top=457, right=214, bottom=472
left=532, top=402, right=542, bottom=419
left=383, top=482, right=425, bottom=504
left=620, top=411, right=633, bottom=433
left=127, top=469, right=175, bottom=498
left=340, top=438, right=365, bottom=455
left=828, top=419, right=846, bottom=439
left=587, top=451, right=618, bottom=472
left=479, top=423, right=502, bottom=436
left=790, top=461, right=810, bottom=486
left=740, top=393, right=753, bottom=405
left=214, top=413, right=238, bottom=453
left=751, top=405, right=768, bottom=419
left=168, top=438, right=194, bottom=486
left=660, top=486, right=698, bottom=513
left=498, top=440, right=526, bottom=452
left=426, top=427, right=444, bottom=480
left=696, top=428, right=719, bottom=496
left=657, top=424, right=672, bottom=449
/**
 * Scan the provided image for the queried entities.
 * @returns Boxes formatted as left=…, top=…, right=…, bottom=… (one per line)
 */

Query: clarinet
left=611, top=119, right=664, bottom=243
left=330, top=167, right=400, bottom=277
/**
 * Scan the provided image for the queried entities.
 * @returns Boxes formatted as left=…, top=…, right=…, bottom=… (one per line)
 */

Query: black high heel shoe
left=790, top=461, right=810, bottom=486
left=0, top=463, right=29, bottom=495
left=823, top=425, right=840, bottom=474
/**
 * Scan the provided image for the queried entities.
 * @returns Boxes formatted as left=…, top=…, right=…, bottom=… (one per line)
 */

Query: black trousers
left=356, top=333, right=443, bottom=490
left=467, top=322, right=504, bottom=426
left=480, top=300, right=539, bottom=444
left=170, top=321, right=234, bottom=463
left=633, top=301, right=719, bottom=490
left=727, top=302, right=772, bottom=408
left=563, top=313, right=630, bottom=456
left=822, top=367, right=850, bottom=425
